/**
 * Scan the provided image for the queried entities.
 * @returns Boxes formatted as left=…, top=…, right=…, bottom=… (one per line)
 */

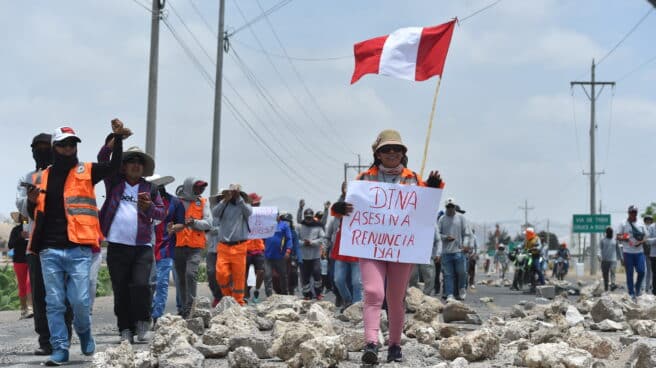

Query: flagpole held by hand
left=419, top=77, right=442, bottom=177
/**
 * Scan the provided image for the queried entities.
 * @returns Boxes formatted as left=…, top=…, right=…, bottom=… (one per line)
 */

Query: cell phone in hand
left=20, top=182, right=35, bottom=189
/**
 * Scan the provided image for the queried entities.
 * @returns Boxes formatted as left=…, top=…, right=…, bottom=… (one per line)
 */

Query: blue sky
left=1, top=0, right=655, bottom=242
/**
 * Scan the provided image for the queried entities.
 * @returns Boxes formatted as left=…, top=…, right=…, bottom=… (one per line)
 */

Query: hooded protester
left=331, top=129, right=444, bottom=364
left=169, top=177, right=212, bottom=318
left=26, top=121, right=126, bottom=365
left=298, top=207, right=326, bottom=300
left=98, top=130, right=167, bottom=344
left=15, top=132, right=74, bottom=357
left=212, top=184, right=252, bottom=306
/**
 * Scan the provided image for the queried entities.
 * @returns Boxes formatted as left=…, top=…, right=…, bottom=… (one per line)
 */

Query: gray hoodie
left=437, top=213, right=471, bottom=254
left=298, top=219, right=325, bottom=260
left=177, top=177, right=212, bottom=233
left=212, top=195, right=252, bottom=243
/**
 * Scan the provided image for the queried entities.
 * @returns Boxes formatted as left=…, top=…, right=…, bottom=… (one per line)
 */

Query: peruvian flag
left=351, top=20, right=456, bottom=84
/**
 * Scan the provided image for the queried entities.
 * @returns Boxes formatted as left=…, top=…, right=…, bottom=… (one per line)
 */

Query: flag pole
left=419, top=77, right=442, bottom=177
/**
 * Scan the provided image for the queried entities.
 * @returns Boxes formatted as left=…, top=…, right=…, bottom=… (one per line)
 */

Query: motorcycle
left=554, top=257, right=567, bottom=281
left=509, top=250, right=533, bottom=290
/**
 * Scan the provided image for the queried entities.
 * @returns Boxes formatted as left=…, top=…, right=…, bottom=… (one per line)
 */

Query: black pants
left=264, top=258, right=288, bottom=296
left=300, top=259, right=322, bottom=297
left=107, top=243, right=153, bottom=332
left=468, top=257, right=477, bottom=287
left=206, top=252, right=222, bottom=301
left=651, top=257, right=656, bottom=296
left=433, top=261, right=442, bottom=295
left=27, top=253, right=72, bottom=349
left=288, top=259, right=299, bottom=294
left=174, top=247, right=202, bottom=317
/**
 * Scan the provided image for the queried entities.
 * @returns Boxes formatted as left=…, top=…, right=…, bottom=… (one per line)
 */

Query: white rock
left=590, top=297, right=624, bottom=323
left=628, top=341, right=656, bottom=368
left=342, top=301, right=363, bottom=323
left=269, top=321, right=321, bottom=361
left=406, top=287, right=425, bottom=312
left=307, top=303, right=334, bottom=333
left=596, top=319, right=624, bottom=332
left=566, top=326, right=617, bottom=359
left=521, top=342, right=592, bottom=368
left=629, top=320, right=656, bottom=337
left=158, top=336, right=204, bottom=368
left=227, top=346, right=260, bottom=368
left=438, top=328, right=500, bottom=361
left=414, top=297, right=443, bottom=323
left=228, top=335, right=271, bottom=359
left=565, top=305, right=585, bottom=326
left=298, top=335, right=348, bottom=368
left=266, top=308, right=300, bottom=322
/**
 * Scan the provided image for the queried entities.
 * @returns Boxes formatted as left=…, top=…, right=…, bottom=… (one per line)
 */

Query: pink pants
left=360, top=258, right=413, bottom=345
left=13, top=262, right=31, bottom=298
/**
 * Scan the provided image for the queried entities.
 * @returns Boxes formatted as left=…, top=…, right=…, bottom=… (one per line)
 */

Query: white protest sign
left=339, top=180, right=442, bottom=264
left=248, top=207, right=278, bottom=239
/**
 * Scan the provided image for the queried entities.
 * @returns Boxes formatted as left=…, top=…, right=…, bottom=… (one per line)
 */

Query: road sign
left=572, top=214, right=611, bottom=233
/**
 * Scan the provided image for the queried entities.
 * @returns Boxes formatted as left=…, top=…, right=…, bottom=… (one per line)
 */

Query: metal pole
left=210, top=0, right=226, bottom=195
left=145, top=0, right=163, bottom=157
left=589, top=60, right=597, bottom=276
left=344, top=163, right=348, bottom=184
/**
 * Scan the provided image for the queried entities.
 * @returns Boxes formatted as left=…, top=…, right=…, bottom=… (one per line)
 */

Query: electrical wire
left=229, top=0, right=293, bottom=36
left=597, top=7, right=654, bottom=66
left=617, top=54, right=656, bottom=81
left=129, top=0, right=153, bottom=13
left=161, top=17, right=329, bottom=196
left=231, top=40, right=352, bottom=62
left=458, top=0, right=503, bottom=23
left=187, top=0, right=215, bottom=36
left=253, top=0, right=358, bottom=155
left=570, top=89, right=586, bottom=174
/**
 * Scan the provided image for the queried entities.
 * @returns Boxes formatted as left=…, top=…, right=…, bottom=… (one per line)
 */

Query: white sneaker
left=458, top=288, right=467, bottom=301
left=446, top=295, right=456, bottom=302
left=470, top=285, right=476, bottom=290
left=136, top=320, right=151, bottom=342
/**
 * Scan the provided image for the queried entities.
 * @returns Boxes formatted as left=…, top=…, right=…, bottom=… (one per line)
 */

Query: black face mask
left=52, top=150, right=79, bottom=172
left=32, top=147, right=53, bottom=170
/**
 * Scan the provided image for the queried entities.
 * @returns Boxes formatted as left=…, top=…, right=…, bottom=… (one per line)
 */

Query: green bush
left=96, top=266, right=112, bottom=297
left=0, top=264, right=20, bottom=311
left=197, top=263, right=207, bottom=282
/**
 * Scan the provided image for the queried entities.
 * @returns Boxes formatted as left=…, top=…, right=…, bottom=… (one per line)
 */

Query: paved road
left=0, top=267, right=623, bottom=367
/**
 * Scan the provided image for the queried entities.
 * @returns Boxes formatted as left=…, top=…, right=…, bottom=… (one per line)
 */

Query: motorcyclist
left=556, top=242, right=571, bottom=276
left=523, top=228, right=543, bottom=293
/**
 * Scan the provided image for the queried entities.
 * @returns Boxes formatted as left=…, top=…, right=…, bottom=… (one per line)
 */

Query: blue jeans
left=40, top=246, right=92, bottom=351
left=152, top=258, right=173, bottom=319
left=334, top=260, right=362, bottom=305
left=624, top=252, right=646, bottom=297
left=441, top=252, right=466, bottom=297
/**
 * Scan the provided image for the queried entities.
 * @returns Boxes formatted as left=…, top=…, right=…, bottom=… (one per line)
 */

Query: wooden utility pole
left=519, top=200, right=534, bottom=230
left=210, top=0, right=226, bottom=195
left=145, top=0, right=165, bottom=157
left=571, top=60, right=615, bottom=276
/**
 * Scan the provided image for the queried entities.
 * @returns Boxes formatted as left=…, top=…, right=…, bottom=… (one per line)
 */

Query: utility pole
left=519, top=200, right=534, bottom=230
left=648, top=0, right=656, bottom=8
left=210, top=0, right=226, bottom=195
left=145, top=0, right=165, bottom=158
left=343, top=160, right=369, bottom=184
left=571, top=59, right=615, bottom=276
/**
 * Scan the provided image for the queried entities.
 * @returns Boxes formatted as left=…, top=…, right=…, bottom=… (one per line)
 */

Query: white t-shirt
left=617, top=220, right=646, bottom=255
left=106, top=183, right=140, bottom=246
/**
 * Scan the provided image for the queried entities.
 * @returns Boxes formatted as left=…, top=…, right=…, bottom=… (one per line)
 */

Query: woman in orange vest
left=26, top=122, right=128, bottom=365
left=331, top=130, right=444, bottom=365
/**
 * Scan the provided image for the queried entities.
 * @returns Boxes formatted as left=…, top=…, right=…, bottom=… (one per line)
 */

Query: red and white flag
left=351, top=20, right=456, bottom=84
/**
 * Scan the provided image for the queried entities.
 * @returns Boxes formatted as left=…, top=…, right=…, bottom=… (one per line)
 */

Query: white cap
left=52, top=126, right=81, bottom=144
left=145, top=174, right=175, bottom=187
left=445, top=198, right=457, bottom=207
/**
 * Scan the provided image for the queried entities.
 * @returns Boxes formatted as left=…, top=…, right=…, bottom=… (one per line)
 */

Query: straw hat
left=145, top=174, right=175, bottom=187
left=371, top=129, right=407, bottom=153
left=122, top=146, right=155, bottom=177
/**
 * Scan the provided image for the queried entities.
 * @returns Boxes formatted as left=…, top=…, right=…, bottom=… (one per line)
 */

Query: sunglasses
left=378, top=145, right=404, bottom=154
left=54, top=140, right=77, bottom=148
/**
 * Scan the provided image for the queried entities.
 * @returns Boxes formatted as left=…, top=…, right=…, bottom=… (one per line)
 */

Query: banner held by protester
left=339, top=180, right=442, bottom=264
left=248, top=206, right=278, bottom=239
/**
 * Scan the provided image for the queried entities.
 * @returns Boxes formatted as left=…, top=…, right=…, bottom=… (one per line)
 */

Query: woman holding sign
left=331, top=130, right=444, bottom=364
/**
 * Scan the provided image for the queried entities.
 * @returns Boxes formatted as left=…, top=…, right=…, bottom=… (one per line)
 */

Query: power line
left=617, top=54, right=656, bottom=81
left=231, top=40, right=351, bottom=62
left=458, top=0, right=503, bottom=23
left=187, top=0, right=215, bottom=35
left=129, top=0, right=152, bottom=13
left=229, top=0, right=293, bottom=36
left=597, top=7, right=654, bottom=66
left=254, top=0, right=357, bottom=155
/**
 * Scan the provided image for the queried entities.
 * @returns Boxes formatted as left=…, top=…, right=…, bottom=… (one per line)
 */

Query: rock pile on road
left=90, top=284, right=656, bottom=367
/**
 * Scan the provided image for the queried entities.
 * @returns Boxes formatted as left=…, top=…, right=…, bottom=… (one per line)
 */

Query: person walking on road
left=8, top=212, right=33, bottom=320
left=298, top=208, right=326, bottom=301
left=641, top=215, right=654, bottom=293
left=617, top=205, right=647, bottom=301
left=244, top=193, right=266, bottom=303
left=599, top=226, right=621, bottom=292
left=331, top=129, right=444, bottom=364
left=26, top=122, right=126, bottom=365
left=213, top=184, right=252, bottom=305
left=169, top=177, right=212, bottom=318
left=437, top=198, right=471, bottom=302
left=263, top=214, right=294, bottom=296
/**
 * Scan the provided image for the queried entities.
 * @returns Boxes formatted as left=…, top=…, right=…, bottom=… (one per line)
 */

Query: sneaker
left=136, top=320, right=151, bottom=342
left=78, top=330, right=95, bottom=356
left=303, top=295, right=312, bottom=301
left=458, top=288, right=467, bottom=300
left=470, top=285, right=476, bottom=290
left=119, top=329, right=134, bottom=344
left=20, top=307, right=34, bottom=320
left=361, top=342, right=379, bottom=364
left=44, top=349, right=69, bottom=366
left=446, top=295, right=456, bottom=302
left=252, top=290, right=260, bottom=304
left=387, top=344, right=402, bottom=363
left=34, top=346, right=52, bottom=356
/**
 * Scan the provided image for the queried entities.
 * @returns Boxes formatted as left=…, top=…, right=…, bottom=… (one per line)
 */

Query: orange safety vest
left=28, top=162, right=101, bottom=250
left=176, top=197, right=207, bottom=248
left=357, top=166, right=435, bottom=187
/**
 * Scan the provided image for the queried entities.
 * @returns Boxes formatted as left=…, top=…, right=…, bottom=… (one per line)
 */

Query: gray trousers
left=264, top=258, right=289, bottom=296
left=173, top=247, right=202, bottom=317
left=409, top=263, right=436, bottom=295
left=601, top=260, right=617, bottom=291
